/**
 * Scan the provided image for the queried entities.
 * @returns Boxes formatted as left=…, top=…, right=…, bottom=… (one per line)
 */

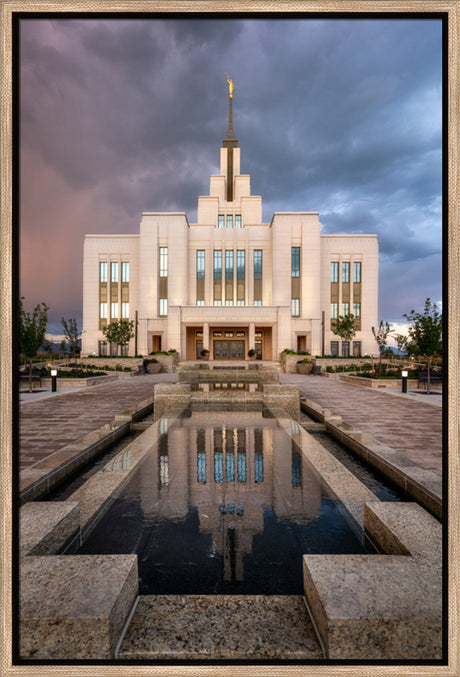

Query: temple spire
left=225, top=73, right=236, bottom=139
left=223, top=74, right=238, bottom=201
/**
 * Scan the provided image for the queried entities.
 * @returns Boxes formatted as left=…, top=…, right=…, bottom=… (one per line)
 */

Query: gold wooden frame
left=1, top=3, right=458, bottom=676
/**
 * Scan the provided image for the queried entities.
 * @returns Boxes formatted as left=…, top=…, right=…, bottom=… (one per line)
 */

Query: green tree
left=102, top=319, right=134, bottom=355
left=42, top=340, right=53, bottom=356
left=19, top=298, right=49, bottom=392
left=372, top=321, right=393, bottom=373
left=61, top=317, right=81, bottom=361
left=394, top=333, right=409, bottom=356
left=403, top=298, right=442, bottom=394
left=332, top=313, right=356, bottom=354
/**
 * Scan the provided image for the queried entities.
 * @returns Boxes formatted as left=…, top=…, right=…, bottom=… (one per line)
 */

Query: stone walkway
left=19, top=374, right=175, bottom=470
left=280, top=373, right=442, bottom=477
left=19, top=371, right=443, bottom=479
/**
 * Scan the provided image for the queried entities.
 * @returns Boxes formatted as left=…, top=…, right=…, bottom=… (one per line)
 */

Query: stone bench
left=417, top=371, right=443, bottom=389
left=303, top=501, right=442, bottom=659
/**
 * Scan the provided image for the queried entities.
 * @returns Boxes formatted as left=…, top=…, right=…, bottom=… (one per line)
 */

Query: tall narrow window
left=197, top=250, right=205, bottom=279
left=213, top=250, right=222, bottom=305
left=331, top=261, right=339, bottom=283
left=225, top=250, right=234, bottom=279
left=196, top=249, right=205, bottom=305
left=342, top=302, right=350, bottom=316
left=353, top=302, right=361, bottom=319
left=291, top=247, right=300, bottom=315
left=342, top=261, right=350, bottom=283
left=214, top=428, right=223, bottom=483
left=159, top=298, right=168, bottom=316
left=214, top=250, right=222, bottom=279
left=353, top=261, right=361, bottom=283
left=235, top=215, right=242, bottom=228
left=225, top=250, right=234, bottom=305
left=159, top=248, right=168, bottom=316
left=254, top=428, right=263, bottom=483
left=110, top=262, right=118, bottom=283
left=122, top=303, right=129, bottom=318
left=237, top=250, right=245, bottom=279
left=121, top=262, right=129, bottom=282
left=100, top=262, right=108, bottom=282
left=226, top=215, right=233, bottom=229
left=254, top=249, right=262, bottom=306
left=99, top=262, right=108, bottom=330
left=159, top=248, right=168, bottom=277
left=218, top=215, right=225, bottom=229
left=254, top=250, right=262, bottom=279
left=330, top=302, right=338, bottom=319
left=214, top=251, right=222, bottom=286
left=111, top=302, right=118, bottom=319
left=197, top=428, right=206, bottom=484
left=291, top=247, right=300, bottom=277
left=292, top=448, right=301, bottom=487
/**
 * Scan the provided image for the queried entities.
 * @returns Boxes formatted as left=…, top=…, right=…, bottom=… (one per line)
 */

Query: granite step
left=117, top=594, right=323, bottom=660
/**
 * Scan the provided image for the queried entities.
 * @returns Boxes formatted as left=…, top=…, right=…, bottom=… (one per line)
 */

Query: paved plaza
left=19, top=374, right=176, bottom=470
left=280, top=373, right=442, bottom=477
left=19, top=370, right=443, bottom=477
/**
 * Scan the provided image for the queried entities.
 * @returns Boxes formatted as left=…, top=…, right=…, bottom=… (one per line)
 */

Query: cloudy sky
left=19, top=15, right=443, bottom=341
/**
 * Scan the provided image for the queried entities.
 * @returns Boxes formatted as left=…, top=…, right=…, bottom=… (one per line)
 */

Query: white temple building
left=82, top=82, right=378, bottom=360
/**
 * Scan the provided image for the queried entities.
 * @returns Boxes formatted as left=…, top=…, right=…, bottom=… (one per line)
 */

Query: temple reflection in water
left=133, top=410, right=322, bottom=588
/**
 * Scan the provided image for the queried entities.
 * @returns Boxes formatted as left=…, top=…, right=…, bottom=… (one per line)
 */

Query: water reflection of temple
left=132, top=411, right=321, bottom=586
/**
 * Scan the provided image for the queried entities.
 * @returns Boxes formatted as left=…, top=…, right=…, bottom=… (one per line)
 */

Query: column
left=203, top=323, right=210, bottom=351
left=249, top=323, right=255, bottom=357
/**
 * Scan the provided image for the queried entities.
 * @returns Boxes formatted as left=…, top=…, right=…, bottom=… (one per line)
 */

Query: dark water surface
left=76, top=409, right=370, bottom=594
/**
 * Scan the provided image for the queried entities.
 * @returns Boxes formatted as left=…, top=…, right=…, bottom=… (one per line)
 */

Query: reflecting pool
left=77, top=408, right=368, bottom=594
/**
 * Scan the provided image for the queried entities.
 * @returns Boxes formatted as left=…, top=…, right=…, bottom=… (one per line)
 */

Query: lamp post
left=51, top=369, right=57, bottom=392
left=401, top=370, right=408, bottom=394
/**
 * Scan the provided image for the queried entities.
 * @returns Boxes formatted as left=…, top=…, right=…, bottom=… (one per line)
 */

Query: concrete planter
left=40, top=375, right=118, bottom=387
left=296, top=363, right=312, bottom=375
left=149, top=353, right=179, bottom=372
left=280, top=353, right=309, bottom=373
left=146, top=362, right=161, bottom=374
left=338, top=374, right=418, bottom=389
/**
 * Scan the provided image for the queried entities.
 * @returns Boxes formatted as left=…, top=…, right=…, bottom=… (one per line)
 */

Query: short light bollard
left=51, top=368, right=57, bottom=393
left=401, top=370, right=408, bottom=394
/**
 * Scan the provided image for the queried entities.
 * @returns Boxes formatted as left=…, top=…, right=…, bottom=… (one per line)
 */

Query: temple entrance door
left=214, top=340, right=245, bottom=360
left=151, top=335, right=162, bottom=353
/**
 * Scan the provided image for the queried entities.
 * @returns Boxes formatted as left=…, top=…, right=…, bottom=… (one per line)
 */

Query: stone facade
left=83, top=98, right=378, bottom=361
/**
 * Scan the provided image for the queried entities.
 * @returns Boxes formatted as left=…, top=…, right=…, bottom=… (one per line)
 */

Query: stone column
left=203, top=323, right=210, bottom=351
left=248, top=323, right=255, bottom=357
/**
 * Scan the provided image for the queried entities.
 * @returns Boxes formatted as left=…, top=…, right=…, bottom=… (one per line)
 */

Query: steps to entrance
left=118, top=595, right=323, bottom=660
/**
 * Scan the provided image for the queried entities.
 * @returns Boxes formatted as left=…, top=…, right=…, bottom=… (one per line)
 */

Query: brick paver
left=280, top=373, right=442, bottom=477
left=19, top=374, right=176, bottom=470
left=19, top=371, right=442, bottom=479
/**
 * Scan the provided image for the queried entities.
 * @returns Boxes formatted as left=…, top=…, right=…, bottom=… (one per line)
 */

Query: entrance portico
left=185, top=322, right=273, bottom=360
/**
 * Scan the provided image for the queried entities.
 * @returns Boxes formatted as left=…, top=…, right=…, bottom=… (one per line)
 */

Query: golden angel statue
left=226, top=73, right=234, bottom=99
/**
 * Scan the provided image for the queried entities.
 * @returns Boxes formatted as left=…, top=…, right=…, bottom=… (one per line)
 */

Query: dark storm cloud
left=19, top=16, right=442, bottom=334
